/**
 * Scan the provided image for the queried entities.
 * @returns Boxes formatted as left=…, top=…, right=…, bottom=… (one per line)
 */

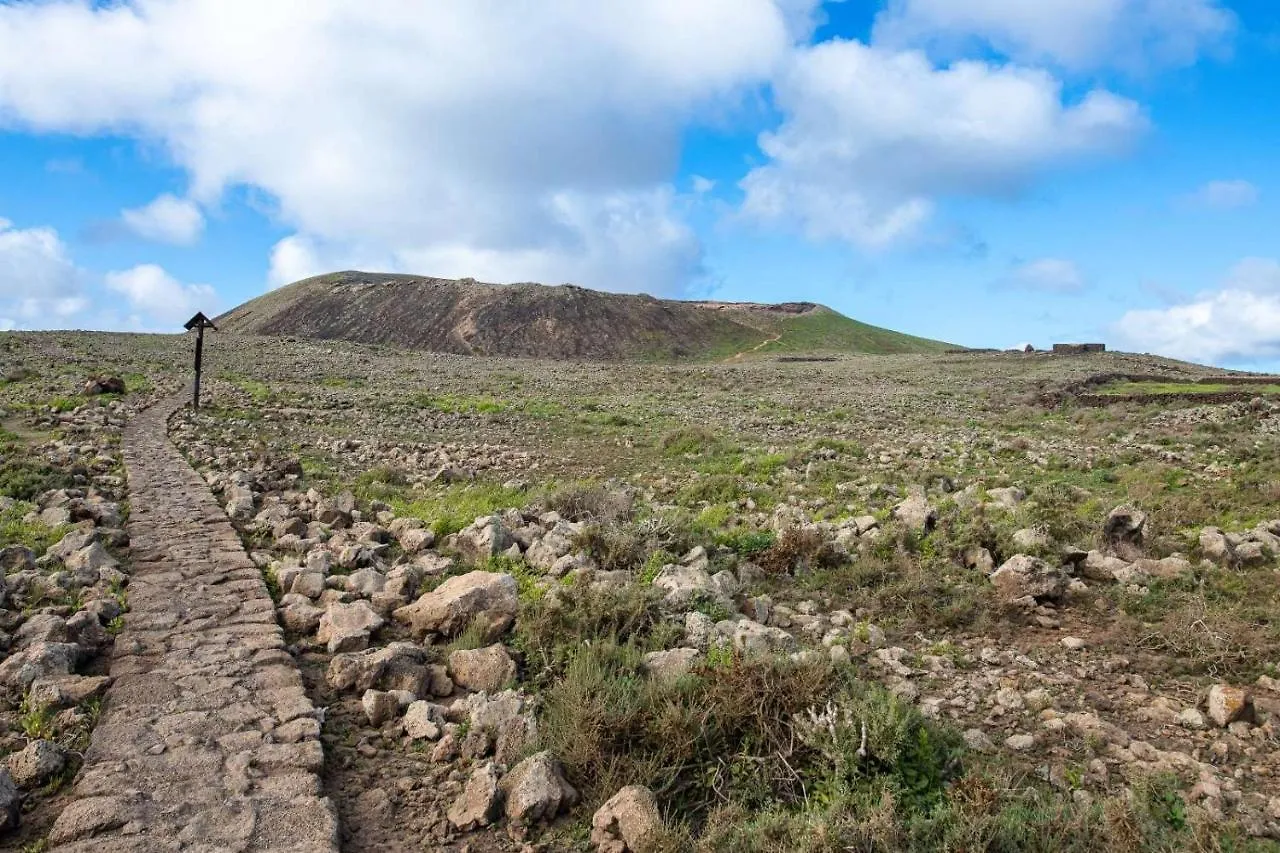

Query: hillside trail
left=723, top=333, right=782, bottom=363
left=46, top=392, right=339, bottom=852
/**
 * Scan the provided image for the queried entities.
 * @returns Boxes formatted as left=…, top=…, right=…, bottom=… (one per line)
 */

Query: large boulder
left=989, top=555, right=1068, bottom=602
left=392, top=571, right=518, bottom=639
left=1199, top=527, right=1233, bottom=564
left=591, top=785, right=663, bottom=853
left=500, top=751, right=578, bottom=824
left=449, top=644, right=517, bottom=693
left=316, top=601, right=384, bottom=654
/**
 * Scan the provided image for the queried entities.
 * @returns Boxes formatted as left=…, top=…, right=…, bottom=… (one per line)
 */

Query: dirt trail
left=724, top=333, right=782, bottom=363
left=46, top=393, right=339, bottom=852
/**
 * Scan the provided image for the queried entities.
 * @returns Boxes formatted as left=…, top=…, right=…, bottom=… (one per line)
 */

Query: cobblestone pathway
left=48, top=394, right=339, bottom=852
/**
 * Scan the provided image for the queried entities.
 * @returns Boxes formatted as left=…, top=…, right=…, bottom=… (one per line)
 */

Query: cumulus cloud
left=105, top=264, right=219, bottom=328
left=1180, top=179, right=1260, bottom=211
left=0, top=217, right=89, bottom=328
left=873, top=0, right=1235, bottom=72
left=121, top=193, right=205, bottom=245
left=740, top=40, right=1145, bottom=247
left=1003, top=258, right=1089, bottom=293
left=1112, top=258, right=1280, bottom=365
left=0, top=0, right=813, bottom=295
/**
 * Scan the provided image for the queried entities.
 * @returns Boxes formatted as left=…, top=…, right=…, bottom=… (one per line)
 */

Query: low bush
left=756, top=526, right=843, bottom=575
left=544, top=482, right=634, bottom=523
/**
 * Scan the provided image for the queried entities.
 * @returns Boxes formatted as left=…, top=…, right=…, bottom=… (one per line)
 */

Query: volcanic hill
left=216, top=271, right=953, bottom=360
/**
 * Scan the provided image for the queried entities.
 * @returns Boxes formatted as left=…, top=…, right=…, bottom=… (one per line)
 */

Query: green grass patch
left=412, top=392, right=510, bottom=415
left=381, top=482, right=529, bottom=538
left=0, top=502, right=68, bottom=555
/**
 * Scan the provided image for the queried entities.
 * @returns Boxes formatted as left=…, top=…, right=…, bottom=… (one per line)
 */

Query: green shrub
left=0, top=456, right=75, bottom=503
left=536, top=642, right=834, bottom=817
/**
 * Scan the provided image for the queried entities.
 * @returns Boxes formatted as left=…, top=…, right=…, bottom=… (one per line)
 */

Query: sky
left=0, top=0, right=1278, bottom=369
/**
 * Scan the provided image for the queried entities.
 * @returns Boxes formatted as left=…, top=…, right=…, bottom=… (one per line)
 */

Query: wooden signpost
left=184, top=312, right=218, bottom=410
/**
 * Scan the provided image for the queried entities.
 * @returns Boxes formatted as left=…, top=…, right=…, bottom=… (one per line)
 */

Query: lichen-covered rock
left=641, top=648, right=700, bottom=683
left=449, top=515, right=513, bottom=565
left=1207, top=684, right=1253, bottom=728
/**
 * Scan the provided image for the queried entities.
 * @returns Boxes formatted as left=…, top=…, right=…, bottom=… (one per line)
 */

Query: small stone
left=1004, top=734, right=1036, bottom=751
left=402, top=701, right=445, bottom=740
left=1179, top=708, right=1206, bottom=730
left=1060, top=636, right=1086, bottom=650
left=362, top=689, right=400, bottom=727
left=963, top=729, right=994, bottom=753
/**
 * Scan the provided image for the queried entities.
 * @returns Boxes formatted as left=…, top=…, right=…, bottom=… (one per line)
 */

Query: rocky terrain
left=1, top=329, right=1280, bottom=851
left=216, top=271, right=953, bottom=360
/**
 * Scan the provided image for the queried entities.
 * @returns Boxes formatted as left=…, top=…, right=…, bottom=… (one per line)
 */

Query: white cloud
left=0, top=217, right=89, bottom=328
left=1004, top=258, right=1088, bottom=294
left=121, top=193, right=205, bottom=244
left=1112, top=258, right=1280, bottom=365
left=872, top=0, right=1235, bottom=72
left=1180, top=179, right=1260, bottom=211
left=691, top=176, right=716, bottom=195
left=740, top=40, right=1145, bottom=247
left=0, top=0, right=814, bottom=295
left=105, top=264, right=218, bottom=328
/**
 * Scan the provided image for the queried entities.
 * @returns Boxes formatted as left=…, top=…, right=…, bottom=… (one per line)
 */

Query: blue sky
left=0, top=0, right=1278, bottom=368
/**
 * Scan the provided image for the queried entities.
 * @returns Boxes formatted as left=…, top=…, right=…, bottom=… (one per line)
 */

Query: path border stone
left=48, top=393, right=339, bottom=852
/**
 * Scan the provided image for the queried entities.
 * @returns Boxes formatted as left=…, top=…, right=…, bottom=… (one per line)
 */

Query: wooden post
left=184, top=312, right=218, bottom=410
left=193, top=324, right=205, bottom=410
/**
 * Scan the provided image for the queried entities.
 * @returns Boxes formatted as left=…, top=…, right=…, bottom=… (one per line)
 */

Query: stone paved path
left=49, top=394, right=339, bottom=852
